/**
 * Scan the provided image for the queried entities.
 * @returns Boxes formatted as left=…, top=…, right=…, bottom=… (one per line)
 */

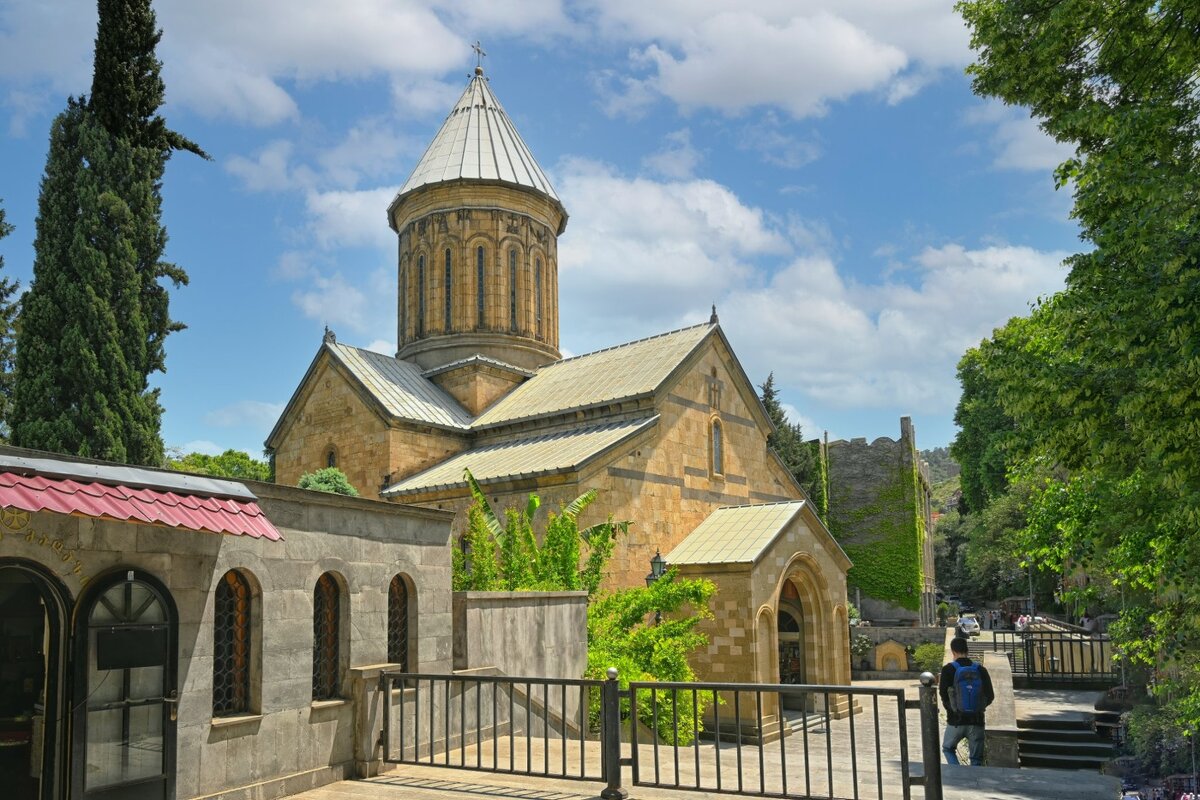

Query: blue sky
left=0, top=0, right=1079, bottom=457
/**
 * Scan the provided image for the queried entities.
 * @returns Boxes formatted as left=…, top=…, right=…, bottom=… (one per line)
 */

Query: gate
left=378, top=669, right=944, bottom=800
left=988, top=631, right=1119, bottom=685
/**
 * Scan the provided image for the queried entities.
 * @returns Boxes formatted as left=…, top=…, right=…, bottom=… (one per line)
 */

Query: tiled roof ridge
left=422, top=353, right=535, bottom=378
left=547, top=322, right=715, bottom=368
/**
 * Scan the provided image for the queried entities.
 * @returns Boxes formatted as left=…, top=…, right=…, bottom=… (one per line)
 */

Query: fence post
left=919, top=671, right=943, bottom=800
left=600, top=667, right=628, bottom=800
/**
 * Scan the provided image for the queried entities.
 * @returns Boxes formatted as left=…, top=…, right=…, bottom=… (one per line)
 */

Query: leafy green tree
left=759, top=373, right=822, bottom=516
left=951, top=345, right=1020, bottom=514
left=0, top=201, right=18, bottom=441
left=958, top=0, right=1200, bottom=730
left=10, top=0, right=204, bottom=464
left=166, top=448, right=271, bottom=481
left=298, top=467, right=359, bottom=497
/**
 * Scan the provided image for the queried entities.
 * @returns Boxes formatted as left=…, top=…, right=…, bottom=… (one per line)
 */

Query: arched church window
left=387, top=575, right=412, bottom=669
left=213, top=569, right=254, bottom=716
left=417, top=255, right=426, bottom=336
left=326, top=447, right=336, bottom=469
left=711, top=418, right=724, bottom=476
left=476, top=246, right=486, bottom=327
left=312, top=572, right=342, bottom=700
left=535, top=258, right=543, bottom=336
left=509, top=249, right=518, bottom=332
left=444, top=249, right=453, bottom=328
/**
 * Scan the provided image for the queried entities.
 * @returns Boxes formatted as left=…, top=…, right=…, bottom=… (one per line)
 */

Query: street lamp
left=645, top=549, right=667, bottom=625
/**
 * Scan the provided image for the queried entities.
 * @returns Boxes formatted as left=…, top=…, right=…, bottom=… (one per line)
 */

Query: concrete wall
left=850, top=626, right=948, bottom=674
left=452, top=590, right=588, bottom=679
left=0, top=481, right=453, bottom=800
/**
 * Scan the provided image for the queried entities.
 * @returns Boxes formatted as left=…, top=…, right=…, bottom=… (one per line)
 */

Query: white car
left=956, top=614, right=981, bottom=637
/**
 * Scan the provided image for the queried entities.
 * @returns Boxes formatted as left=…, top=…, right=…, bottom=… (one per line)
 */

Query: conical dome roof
left=391, top=70, right=560, bottom=212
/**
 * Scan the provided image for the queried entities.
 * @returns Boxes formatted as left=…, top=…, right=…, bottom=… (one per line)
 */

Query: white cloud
left=642, top=128, right=702, bottom=178
left=964, top=103, right=1074, bottom=172
left=556, top=157, right=789, bottom=337
left=290, top=265, right=394, bottom=337
left=737, top=116, right=821, bottom=169
left=225, top=140, right=309, bottom=192
left=364, top=339, right=397, bottom=355
left=203, top=400, right=287, bottom=429
left=305, top=187, right=398, bottom=250
left=179, top=439, right=225, bottom=456
left=583, top=1, right=969, bottom=118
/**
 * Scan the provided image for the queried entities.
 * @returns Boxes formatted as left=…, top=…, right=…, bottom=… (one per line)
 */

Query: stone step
left=1017, top=737, right=1113, bottom=757
left=1019, top=751, right=1110, bottom=770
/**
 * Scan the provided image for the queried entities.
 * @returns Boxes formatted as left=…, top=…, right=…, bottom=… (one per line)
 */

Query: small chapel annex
left=267, top=66, right=853, bottom=691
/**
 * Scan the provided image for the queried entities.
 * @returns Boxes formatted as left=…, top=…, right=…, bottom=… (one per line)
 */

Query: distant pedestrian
left=940, top=636, right=995, bottom=766
left=1082, top=614, right=1098, bottom=635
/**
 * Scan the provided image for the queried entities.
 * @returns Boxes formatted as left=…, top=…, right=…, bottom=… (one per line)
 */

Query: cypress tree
left=11, top=0, right=204, bottom=464
left=0, top=200, right=19, bottom=441
left=759, top=373, right=820, bottom=504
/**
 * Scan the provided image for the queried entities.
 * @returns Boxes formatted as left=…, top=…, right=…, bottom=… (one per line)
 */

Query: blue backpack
left=949, top=661, right=983, bottom=715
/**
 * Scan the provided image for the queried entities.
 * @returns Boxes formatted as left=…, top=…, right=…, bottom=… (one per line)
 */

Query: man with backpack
left=940, top=636, right=995, bottom=765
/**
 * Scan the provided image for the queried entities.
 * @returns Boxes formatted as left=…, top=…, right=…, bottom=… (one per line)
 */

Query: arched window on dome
left=444, top=249, right=453, bottom=329
left=417, top=254, right=426, bottom=336
left=476, top=246, right=486, bottom=328
left=535, top=258, right=543, bottom=337
left=509, top=248, right=518, bottom=332
left=711, top=418, right=724, bottom=476
left=399, top=264, right=407, bottom=338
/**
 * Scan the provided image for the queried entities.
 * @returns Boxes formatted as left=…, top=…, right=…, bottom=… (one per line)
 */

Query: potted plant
left=850, top=634, right=873, bottom=671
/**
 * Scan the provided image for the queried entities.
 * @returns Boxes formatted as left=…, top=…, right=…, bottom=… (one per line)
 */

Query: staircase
left=1017, top=716, right=1113, bottom=770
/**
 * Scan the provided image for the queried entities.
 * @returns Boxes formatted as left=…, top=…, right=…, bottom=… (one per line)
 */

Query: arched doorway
left=0, top=559, right=71, bottom=800
left=71, top=570, right=177, bottom=800
left=777, top=606, right=805, bottom=683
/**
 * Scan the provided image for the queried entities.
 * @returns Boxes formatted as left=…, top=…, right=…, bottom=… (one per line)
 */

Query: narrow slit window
left=387, top=575, right=410, bottom=669
left=476, top=246, right=485, bottom=326
left=417, top=255, right=426, bottom=336
left=509, top=249, right=518, bottom=332
left=712, top=419, right=724, bottom=475
left=535, top=258, right=543, bottom=336
left=444, top=249, right=453, bottom=328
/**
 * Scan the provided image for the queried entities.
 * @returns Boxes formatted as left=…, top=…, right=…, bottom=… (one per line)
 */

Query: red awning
left=0, top=471, right=282, bottom=541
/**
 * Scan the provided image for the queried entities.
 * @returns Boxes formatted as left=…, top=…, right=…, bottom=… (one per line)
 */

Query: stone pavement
left=286, top=678, right=1120, bottom=800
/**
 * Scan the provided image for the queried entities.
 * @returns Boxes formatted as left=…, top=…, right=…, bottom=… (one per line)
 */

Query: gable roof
left=328, top=343, right=474, bottom=429
left=265, top=341, right=473, bottom=447
left=667, top=501, right=806, bottom=566
left=389, top=72, right=561, bottom=219
left=472, top=323, right=715, bottom=429
left=381, top=416, right=657, bottom=497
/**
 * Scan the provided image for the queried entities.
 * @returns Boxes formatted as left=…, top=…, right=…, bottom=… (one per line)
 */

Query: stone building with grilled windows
left=267, top=67, right=854, bottom=694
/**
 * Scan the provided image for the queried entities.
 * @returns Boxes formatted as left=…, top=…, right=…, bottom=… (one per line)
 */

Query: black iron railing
left=378, top=669, right=942, bottom=800
left=989, top=631, right=1117, bottom=683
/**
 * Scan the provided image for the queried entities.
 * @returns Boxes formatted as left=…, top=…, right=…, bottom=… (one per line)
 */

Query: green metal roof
left=328, top=342, right=474, bottom=430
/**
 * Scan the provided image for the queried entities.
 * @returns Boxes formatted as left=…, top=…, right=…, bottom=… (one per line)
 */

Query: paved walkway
left=287, top=678, right=1120, bottom=800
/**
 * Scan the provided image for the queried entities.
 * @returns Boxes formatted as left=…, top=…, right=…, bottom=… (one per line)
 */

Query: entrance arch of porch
left=769, top=552, right=839, bottom=687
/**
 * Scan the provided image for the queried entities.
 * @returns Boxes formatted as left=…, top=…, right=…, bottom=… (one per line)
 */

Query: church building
left=267, top=66, right=853, bottom=692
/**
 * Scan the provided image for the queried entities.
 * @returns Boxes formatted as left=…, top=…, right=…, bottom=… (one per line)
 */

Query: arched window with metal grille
left=535, top=257, right=543, bottom=336
left=508, top=248, right=518, bottom=332
left=417, top=254, right=426, bottom=336
left=213, top=570, right=253, bottom=716
left=312, top=572, right=342, bottom=700
left=711, top=418, right=724, bottom=476
left=387, top=575, right=412, bottom=669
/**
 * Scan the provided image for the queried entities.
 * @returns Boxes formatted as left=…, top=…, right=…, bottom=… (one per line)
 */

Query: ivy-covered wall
left=823, top=417, right=934, bottom=621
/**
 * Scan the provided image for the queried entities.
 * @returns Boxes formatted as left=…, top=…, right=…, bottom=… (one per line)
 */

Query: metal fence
left=378, top=668, right=944, bottom=800
left=628, top=680, right=913, bottom=800
left=379, top=671, right=607, bottom=782
left=988, top=631, right=1118, bottom=684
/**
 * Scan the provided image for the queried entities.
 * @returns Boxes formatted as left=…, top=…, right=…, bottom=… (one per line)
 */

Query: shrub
left=298, top=467, right=359, bottom=496
left=911, top=642, right=946, bottom=673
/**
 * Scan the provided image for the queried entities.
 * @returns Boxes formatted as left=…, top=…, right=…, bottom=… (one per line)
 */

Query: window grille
left=213, top=570, right=251, bottom=715
left=326, top=448, right=336, bottom=468
left=387, top=575, right=410, bottom=669
left=312, top=573, right=340, bottom=700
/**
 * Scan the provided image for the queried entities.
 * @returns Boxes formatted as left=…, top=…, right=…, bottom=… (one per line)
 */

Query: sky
left=0, top=0, right=1081, bottom=458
